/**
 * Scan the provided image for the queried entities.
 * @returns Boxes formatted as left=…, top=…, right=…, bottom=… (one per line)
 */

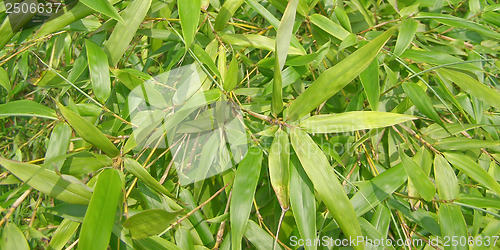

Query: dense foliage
left=0, top=0, right=500, bottom=249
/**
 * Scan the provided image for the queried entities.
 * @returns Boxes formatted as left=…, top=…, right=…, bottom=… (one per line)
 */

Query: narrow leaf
left=0, top=100, right=57, bottom=120
left=359, top=60, right=380, bottom=111
left=402, top=81, right=444, bottom=127
left=79, top=0, right=124, bottom=24
left=394, top=18, right=418, bottom=56
left=230, top=147, right=263, bottom=250
left=434, top=155, right=459, bottom=200
left=214, top=0, right=245, bottom=31
left=123, top=209, right=181, bottom=239
left=0, top=158, right=92, bottom=205
left=57, top=101, right=120, bottom=157
left=299, top=111, right=417, bottom=133
left=85, top=40, right=111, bottom=103
left=78, top=168, right=122, bottom=250
left=178, top=0, right=201, bottom=50
left=268, top=128, right=290, bottom=209
left=45, top=123, right=72, bottom=171
left=1, top=223, right=29, bottom=250
left=285, top=27, right=396, bottom=121
left=124, top=158, right=176, bottom=199
left=401, top=151, right=436, bottom=202
left=444, top=153, right=500, bottom=196
left=104, top=0, right=152, bottom=66
left=438, top=204, right=468, bottom=250
left=290, top=129, right=363, bottom=248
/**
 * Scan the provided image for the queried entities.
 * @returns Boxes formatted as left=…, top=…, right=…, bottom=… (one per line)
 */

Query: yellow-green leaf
left=57, top=101, right=120, bottom=157
left=268, top=128, right=290, bottom=209
left=285, top=27, right=396, bottom=121
left=178, top=0, right=201, bottom=50
left=290, top=129, right=363, bottom=249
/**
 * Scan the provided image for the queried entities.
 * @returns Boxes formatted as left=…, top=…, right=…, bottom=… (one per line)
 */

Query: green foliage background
left=0, top=0, right=499, bottom=249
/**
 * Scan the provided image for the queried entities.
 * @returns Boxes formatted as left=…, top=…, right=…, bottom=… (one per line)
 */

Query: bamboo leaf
left=351, top=163, right=407, bottom=216
left=104, top=0, right=152, bottom=66
left=299, top=111, right=417, bottom=133
left=416, top=12, right=500, bottom=40
left=230, top=147, right=263, bottom=250
left=223, top=57, right=239, bottom=91
left=438, top=68, right=500, bottom=111
left=214, top=0, right=245, bottom=31
left=47, top=219, right=80, bottom=250
left=289, top=153, right=316, bottom=250
left=393, top=18, right=418, bottom=56
left=434, top=155, right=459, bottom=200
left=359, top=60, right=380, bottom=111
left=123, top=158, right=176, bottom=199
left=244, top=220, right=283, bottom=250
left=85, top=40, right=111, bottom=103
left=79, top=0, right=124, bottom=24
left=285, top=27, right=396, bottom=121
left=0, top=67, right=11, bottom=92
left=123, top=209, right=181, bottom=239
left=310, top=14, right=351, bottom=40
left=268, top=128, right=290, bottom=210
left=0, top=158, right=92, bottom=205
left=444, top=153, right=500, bottom=196
left=45, top=123, right=72, bottom=171
left=1, top=223, right=29, bottom=250
left=178, top=0, right=201, bottom=50
left=57, top=101, right=120, bottom=158
left=402, top=81, right=445, bottom=128
left=0, top=100, right=58, bottom=120
left=435, top=138, right=500, bottom=151
left=221, top=34, right=304, bottom=55
left=438, top=204, right=468, bottom=250
left=400, top=150, right=436, bottom=202
left=290, top=129, right=363, bottom=248
left=78, top=168, right=123, bottom=250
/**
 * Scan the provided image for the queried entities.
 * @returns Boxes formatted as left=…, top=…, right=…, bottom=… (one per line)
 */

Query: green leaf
left=79, top=0, right=124, bottom=24
left=0, top=100, right=58, bottom=120
left=1, top=223, right=29, bottom=250
left=434, top=155, right=459, bottom=200
left=45, top=123, right=72, bottom=171
left=0, top=158, right=92, bottom=205
left=178, top=189, right=214, bottom=246
left=359, top=60, right=380, bottom=111
left=0, top=0, right=37, bottom=50
left=416, top=12, right=500, bottom=40
left=402, top=81, right=444, bottom=128
left=214, top=0, right=245, bottom=31
left=123, top=209, right=181, bottom=239
left=244, top=220, right=283, bottom=250
left=299, top=111, right=417, bottom=133
left=78, top=168, right=123, bottom=250
left=57, top=101, right=120, bottom=157
left=393, top=18, right=418, bottom=57
left=438, top=204, right=468, bottom=250
left=435, top=138, right=500, bottom=151
left=438, top=68, right=500, bottom=111
left=223, top=57, right=239, bottom=91
left=272, top=0, right=299, bottom=115
left=289, top=153, right=316, bottom=250
left=444, top=153, right=500, bottom=196
left=178, top=0, right=201, bottom=50
left=401, top=150, right=436, bottom=202
left=285, top=27, right=396, bottom=121
left=104, top=0, right=152, bottom=66
left=47, top=219, right=80, bottom=250
left=85, top=40, right=111, bottom=103
left=310, top=14, right=351, bottom=40
left=0, top=67, right=11, bottom=92
left=221, top=34, right=304, bottom=55
left=60, top=152, right=112, bottom=176
left=351, top=163, right=407, bottom=216
left=455, top=195, right=500, bottom=210
left=230, top=147, right=263, bottom=250
left=290, top=129, right=363, bottom=248
left=268, top=128, right=290, bottom=209
left=175, top=227, right=195, bottom=250
left=123, top=158, right=176, bottom=199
